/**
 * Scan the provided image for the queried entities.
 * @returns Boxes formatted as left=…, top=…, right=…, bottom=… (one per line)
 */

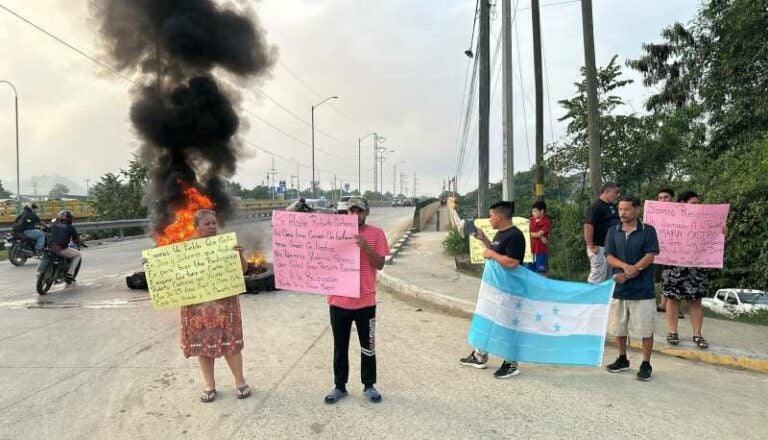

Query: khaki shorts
left=608, top=298, right=655, bottom=338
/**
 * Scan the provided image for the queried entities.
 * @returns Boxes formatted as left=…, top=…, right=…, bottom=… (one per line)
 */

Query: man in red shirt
left=324, top=197, right=390, bottom=404
left=527, top=201, right=551, bottom=275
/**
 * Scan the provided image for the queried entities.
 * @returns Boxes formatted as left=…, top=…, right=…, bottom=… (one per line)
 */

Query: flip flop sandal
left=693, top=336, right=709, bottom=349
left=666, top=332, right=679, bottom=345
left=236, top=384, right=252, bottom=399
left=200, top=389, right=216, bottom=403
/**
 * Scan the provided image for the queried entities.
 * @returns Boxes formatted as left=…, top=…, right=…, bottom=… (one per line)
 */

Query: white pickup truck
left=702, top=289, right=768, bottom=316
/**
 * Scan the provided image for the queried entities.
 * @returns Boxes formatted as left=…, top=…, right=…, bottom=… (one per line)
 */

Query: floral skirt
left=180, top=295, right=244, bottom=358
left=661, top=266, right=708, bottom=300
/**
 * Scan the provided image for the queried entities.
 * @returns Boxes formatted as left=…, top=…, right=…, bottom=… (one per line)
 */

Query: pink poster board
left=643, top=201, right=729, bottom=268
left=271, top=210, right=361, bottom=297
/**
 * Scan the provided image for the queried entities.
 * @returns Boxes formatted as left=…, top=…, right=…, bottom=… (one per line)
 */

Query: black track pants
left=329, top=305, right=376, bottom=389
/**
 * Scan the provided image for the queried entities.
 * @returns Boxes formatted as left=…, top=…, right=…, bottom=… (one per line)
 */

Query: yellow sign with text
left=142, top=232, right=246, bottom=310
left=469, top=217, right=533, bottom=264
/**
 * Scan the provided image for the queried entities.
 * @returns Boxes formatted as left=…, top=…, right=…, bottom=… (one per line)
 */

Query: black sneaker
left=636, top=362, right=653, bottom=381
left=64, top=274, right=76, bottom=285
left=493, top=361, right=520, bottom=379
left=363, top=386, right=382, bottom=403
left=606, top=356, right=630, bottom=373
left=459, top=351, right=488, bottom=369
left=324, top=388, right=347, bottom=404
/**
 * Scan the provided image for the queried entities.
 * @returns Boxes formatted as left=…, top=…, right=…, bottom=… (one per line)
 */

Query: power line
left=0, top=3, right=135, bottom=84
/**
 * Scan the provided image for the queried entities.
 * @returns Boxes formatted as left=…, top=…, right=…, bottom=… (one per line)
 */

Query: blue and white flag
left=468, top=261, right=614, bottom=367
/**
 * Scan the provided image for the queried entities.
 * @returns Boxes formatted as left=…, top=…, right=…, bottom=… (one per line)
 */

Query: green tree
left=91, top=156, right=148, bottom=220
left=48, top=183, right=70, bottom=199
left=0, top=179, right=10, bottom=198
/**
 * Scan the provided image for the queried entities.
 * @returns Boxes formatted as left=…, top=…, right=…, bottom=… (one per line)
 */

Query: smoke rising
left=92, top=0, right=276, bottom=231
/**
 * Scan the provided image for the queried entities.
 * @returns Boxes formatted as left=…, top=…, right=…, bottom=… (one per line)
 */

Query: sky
left=0, top=0, right=703, bottom=198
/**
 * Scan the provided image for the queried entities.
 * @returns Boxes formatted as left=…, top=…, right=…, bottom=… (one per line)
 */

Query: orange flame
left=247, top=251, right=266, bottom=268
left=155, top=182, right=214, bottom=246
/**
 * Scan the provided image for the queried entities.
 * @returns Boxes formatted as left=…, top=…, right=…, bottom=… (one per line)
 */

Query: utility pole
left=85, top=179, right=90, bottom=198
left=581, top=0, right=602, bottom=199
left=501, top=0, right=514, bottom=202
left=412, top=172, right=418, bottom=198
left=290, top=175, right=298, bottom=199
left=373, top=133, right=379, bottom=195
left=267, top=154, right=278, bottom=200
left=401, top=172, right=407, bottom=197
left=532, top=0, right=545, bottom=202
left=477, top=0, right=490, bottom=216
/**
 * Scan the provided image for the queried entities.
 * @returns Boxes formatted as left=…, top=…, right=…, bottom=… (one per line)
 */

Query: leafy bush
left=442, top=227, right=469, bottom=256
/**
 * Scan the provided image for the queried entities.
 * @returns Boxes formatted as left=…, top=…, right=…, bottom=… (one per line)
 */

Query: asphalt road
left=1, top=207, right=767, bottom=439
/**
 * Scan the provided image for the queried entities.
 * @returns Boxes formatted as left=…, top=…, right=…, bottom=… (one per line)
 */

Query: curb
left=380, top=231, right=768, bottom=375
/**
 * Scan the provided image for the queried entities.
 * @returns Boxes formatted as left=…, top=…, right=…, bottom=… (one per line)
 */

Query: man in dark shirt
left=584, top=181, right=620, bottom=283
left=459, top=201, right=526, bottom=379
left=50, top=210, right=82, bottom=283
left=604, top=195, right=659, bottom=381
left=14, top=203, right=45, bottom=256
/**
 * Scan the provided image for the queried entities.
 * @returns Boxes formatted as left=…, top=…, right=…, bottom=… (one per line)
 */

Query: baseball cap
left=346, top=197, right=368, bottom=211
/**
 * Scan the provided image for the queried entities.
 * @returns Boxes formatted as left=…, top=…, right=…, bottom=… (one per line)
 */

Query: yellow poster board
left=469, top=217, right=533, bottom=264
left=142, top=232, right=246, bottom=310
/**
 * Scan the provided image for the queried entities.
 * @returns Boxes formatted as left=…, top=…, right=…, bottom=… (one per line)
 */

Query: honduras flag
left=468, top=261, right=614, bottom=367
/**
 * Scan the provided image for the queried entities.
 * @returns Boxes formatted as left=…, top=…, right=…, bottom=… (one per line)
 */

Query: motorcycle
left=5, top=231, right=40, bottom=266
left=36, top=238, right=86, bottom=295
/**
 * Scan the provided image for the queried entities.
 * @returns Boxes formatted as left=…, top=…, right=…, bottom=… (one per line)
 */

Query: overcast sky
left=0, top=0, right=702, bottom=198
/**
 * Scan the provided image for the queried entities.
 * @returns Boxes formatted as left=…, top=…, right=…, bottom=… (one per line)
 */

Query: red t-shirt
left=327, top=224, right=390, bottom=310
left=529, top=215, right=551, bottom=255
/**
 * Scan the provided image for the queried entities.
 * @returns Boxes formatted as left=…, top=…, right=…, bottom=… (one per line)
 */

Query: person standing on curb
left=654, top=187, right=684, bottom=320
left=660, top=190, right=712, bottom=349
left=527, top=201, right=551, bottom=275
left=324, top=197, right=390, bottom=404
left=584, top=182, right=621, bottom=284
left=459, top=201, right=526, bottom=379
left=604, top=195, right=660, bottom=381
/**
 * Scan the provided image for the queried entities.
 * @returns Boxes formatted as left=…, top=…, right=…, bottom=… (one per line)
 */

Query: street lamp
left=394, top=161, right=405, bottom=196
left=378, top=147, right=395, bottom=198
left=0, top=80, right=20, bottom=211
left=358, top=132, right=375, bottom=195
left=311, top=95, right=338, bottom=198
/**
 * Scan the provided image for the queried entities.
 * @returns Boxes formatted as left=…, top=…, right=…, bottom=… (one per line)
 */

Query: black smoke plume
left=92, top=0, right=276, bottom=232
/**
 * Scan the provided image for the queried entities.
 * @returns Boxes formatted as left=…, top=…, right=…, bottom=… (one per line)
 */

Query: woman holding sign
left=181, top=209, right=251, bottom=402
left=661, top=191, right=710, bottom=349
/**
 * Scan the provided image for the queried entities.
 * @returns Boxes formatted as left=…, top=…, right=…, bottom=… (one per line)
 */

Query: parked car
left=392, top=199, right=402, bottom=207
left=702, top=289, right=768, bottom=316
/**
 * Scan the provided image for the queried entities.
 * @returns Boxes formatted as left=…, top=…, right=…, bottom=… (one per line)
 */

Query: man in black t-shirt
left=459, top=201, right=526, bottom=379
left=584, top=181, right=620, bottom=284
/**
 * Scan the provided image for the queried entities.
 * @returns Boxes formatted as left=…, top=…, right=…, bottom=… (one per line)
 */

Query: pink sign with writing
left=271, top=210, right=360, bottom=297
left=643, top=201, right=729, bottom=268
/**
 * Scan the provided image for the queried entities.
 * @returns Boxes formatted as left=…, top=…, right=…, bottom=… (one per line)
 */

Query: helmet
left=23, top=203, right=38, bottom=211
left=58, top=210, right=73, bottom=222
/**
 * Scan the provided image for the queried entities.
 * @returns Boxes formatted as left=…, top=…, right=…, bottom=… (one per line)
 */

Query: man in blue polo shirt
left=604, top=195, right=659, bottom=381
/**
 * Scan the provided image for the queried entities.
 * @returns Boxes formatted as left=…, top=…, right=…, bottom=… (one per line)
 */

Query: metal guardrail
left=0, top=207, right=278, bottom=238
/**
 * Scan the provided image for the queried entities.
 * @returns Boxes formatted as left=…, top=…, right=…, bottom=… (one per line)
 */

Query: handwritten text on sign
left=142, top=233, right=246, bottom=310
left=271, top=210, right=360, bottom=297
left=470, top=217, right=533, bottom=264
left=643, top=201, right=729, bottom=268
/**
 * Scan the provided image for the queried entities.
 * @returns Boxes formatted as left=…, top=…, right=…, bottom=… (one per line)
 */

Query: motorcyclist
left=293, top=197, right=314, bottom=213
left=12, top=203, right=45, bottom=256
left=49, top=210, right=83, bottom=283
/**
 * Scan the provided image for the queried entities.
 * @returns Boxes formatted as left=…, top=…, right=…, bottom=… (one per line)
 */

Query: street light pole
left=0, top=80, right=20, bottom=210
left=358, top=132, right=375, bottom=195
left=311, top=95, right=338, bottom=198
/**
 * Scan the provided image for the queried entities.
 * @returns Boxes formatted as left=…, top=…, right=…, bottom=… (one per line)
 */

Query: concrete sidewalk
left=379, top=209, right=768, bottom=375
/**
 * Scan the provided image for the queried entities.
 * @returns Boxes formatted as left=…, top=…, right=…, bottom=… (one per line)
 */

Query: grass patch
left=0, top=249, right=7, bottom=261
left=702, top=308, right=768, bottom=326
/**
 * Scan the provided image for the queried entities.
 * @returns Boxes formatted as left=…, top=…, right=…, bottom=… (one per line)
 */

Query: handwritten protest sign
left=142, top=232, right=246, bottom=310
left=643, top=201, right=729, bottom=268
left=469, top=217, right=533, bottom=264
left=271, top=210, right=360, bottom=297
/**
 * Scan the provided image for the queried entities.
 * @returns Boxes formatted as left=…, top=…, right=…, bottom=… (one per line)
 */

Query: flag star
left=511, top=317, right=521, bottom=327
left=552, top=306, right=560, bottom=316
left=554, top=323, right=561, bottom=333
left=514, top=300, right=524, bottom=310
left=534, top=312, right=544, bottom=322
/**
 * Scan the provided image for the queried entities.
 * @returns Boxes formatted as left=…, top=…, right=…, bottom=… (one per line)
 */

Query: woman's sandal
left=236, top=384, right=252, bottom=399
left=693, top=336, right=709, bottom=349
left=666, top=332, right=679, bottom=345
left=200, top=389, right=216, bottom=403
